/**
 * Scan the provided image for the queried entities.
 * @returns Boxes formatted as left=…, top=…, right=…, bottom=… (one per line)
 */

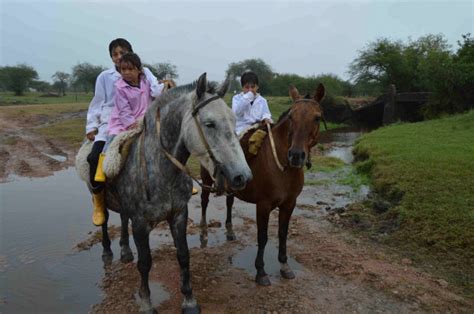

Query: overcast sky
left=1, top=0, right=472, bottom=84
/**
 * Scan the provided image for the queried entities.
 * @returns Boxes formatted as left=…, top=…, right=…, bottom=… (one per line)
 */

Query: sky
left=1, top=0, right=472, bottom=84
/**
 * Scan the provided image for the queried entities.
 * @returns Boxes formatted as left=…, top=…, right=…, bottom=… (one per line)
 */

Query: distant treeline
left=1, top=33, right=472, bottom=118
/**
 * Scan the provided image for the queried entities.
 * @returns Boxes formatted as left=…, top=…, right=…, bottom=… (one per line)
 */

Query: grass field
left=0, top=92, right=93, bottom=105
left=352, top=110, right=474, bottom=295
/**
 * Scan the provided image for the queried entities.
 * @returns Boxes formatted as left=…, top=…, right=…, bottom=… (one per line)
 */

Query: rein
left=160, top=94, right=222, bottom=193
left=266, top=122, right=285, bottom=172
left=267, top=98, right=326, bottom=172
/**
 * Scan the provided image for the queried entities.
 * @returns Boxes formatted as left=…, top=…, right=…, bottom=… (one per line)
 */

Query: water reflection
left=0, top=169, right=119, bottom=312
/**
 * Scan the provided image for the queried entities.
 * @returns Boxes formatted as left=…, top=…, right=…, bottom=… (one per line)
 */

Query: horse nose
left=288, top=149, right=306, bottom=167
left=232, top=174, right=245, bottom=188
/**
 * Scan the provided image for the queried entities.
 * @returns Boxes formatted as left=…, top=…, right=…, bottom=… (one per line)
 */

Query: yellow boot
left=94, top=153, right=106, bottom=182
left=92, top=190, right=106, bottom=226
left=192, top=187, right=199, bottom=195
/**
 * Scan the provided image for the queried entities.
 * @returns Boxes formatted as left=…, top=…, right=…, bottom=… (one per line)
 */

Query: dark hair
left=120, top=52, right=142, bottom=71
left=108, top=38, right=133, bottom=57
left=240, top=71, right=259, bottom=87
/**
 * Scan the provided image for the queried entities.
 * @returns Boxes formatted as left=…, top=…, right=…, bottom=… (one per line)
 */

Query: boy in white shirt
left=232, top=71, right=272, bottom=135
left=86, top=38, right=164, bottom=226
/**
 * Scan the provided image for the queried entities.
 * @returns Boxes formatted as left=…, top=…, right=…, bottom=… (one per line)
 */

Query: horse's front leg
left=119, top=213, right=133, bottom=263
left=169, top=207, right=200, bottom=314
left=101, top=209, right=113, bottom=265
left=199, top=167, right=213, bottom=248
left=278, top=201, right=296, bottom=279
left=131, top=219, right=154, bottom=313
left=255, top=203, right=272, bottom=286
left=199, top=185, right=210, bottom=248
left=225, top=195, right=236, bottom=241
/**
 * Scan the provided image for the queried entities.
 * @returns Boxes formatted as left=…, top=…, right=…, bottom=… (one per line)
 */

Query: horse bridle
left=269, top=98, right=326, bottom=171
left=160, top=94, right=222, bottom=192
left=191, top=95, right=222, bottom=168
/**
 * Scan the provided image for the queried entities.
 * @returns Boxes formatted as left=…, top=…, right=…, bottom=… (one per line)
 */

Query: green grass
left=0, top=92, right=93, bottom=105
left=37, top=118, right=86, bottom=147
left=0, top=102, right=89, bottom=122
left=307, top=155, right=345, bottom=173
left=337, top=170, right=370, bottom=191
left=353, top=110, right=474, bottom=295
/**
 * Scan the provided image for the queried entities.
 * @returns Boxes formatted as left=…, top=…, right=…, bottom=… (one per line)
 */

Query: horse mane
left=152, top=81, right=218, bottom=110
left=277, top=108, right=291, bottom=123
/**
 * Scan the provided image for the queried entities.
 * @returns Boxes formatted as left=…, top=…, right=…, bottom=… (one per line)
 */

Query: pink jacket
left=108, top=76, right=152, bottom=135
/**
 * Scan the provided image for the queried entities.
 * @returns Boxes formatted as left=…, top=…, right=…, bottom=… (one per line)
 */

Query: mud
left=90, top=186, right=472, bottom=313
left=0, top=109, right=80, bottom=182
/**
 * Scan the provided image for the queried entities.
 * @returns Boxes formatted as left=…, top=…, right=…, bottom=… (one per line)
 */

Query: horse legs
left=131, top=220, right=154, bottom=313
left=101, top=209, right=113, bottom=265
left=199, top=168, right=213, bottom=248
left=169, top=207, right=200, bottom=313
left=255, top=203, right=271, bottom=286
left=119, top=213, right=134, bottom=263
left=225, top=195, right=236, bottom=241
left=199, top=185, right=210, bottom=248
left=278, top=201, right=296, bottom=279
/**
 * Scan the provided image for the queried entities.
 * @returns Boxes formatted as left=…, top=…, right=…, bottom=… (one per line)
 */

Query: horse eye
left=314, top=116, right=321, bottom=123
left=205, top=122, right=216, bottom=129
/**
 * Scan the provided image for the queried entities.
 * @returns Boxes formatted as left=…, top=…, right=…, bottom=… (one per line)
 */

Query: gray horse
left=79, top=73, right=252, bottom=313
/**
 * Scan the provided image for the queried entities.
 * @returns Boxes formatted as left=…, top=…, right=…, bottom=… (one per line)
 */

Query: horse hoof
left=280, top=269, right=295, bottom=279
left=182, top=304, right=200, bottom=314
left=199, top=233, right=208, bottom=248
left=255, top=275, right=271, bottom=286
left=102, top=251, right=113, bottom=265
left=121, top=252, right=134, bottom=263
left=226, top=232, right=236, bottom=241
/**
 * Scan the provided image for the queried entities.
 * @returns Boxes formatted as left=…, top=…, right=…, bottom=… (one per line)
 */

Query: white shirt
left=232, top=92, right=272, bottom=135
left=85, top=67, right=164, bottom=142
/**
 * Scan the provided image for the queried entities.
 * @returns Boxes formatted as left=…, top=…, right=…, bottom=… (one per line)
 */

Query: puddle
left=134, top=282, right=169, bottom=311
left=42, top=152, right=68, bottom=162
left=0, top=169, right=119, bottom=312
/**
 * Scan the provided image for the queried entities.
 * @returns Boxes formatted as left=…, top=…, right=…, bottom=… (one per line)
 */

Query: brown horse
left=200, top=83, right=325, bottom=285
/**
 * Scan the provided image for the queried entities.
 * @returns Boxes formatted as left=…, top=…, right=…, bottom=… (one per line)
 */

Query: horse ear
left=289, top=84, right=300, bottom=102
left=217, top=76, right=230, bottom=97
left=196, top=72, right=207, bottom=99
left=314, top=83, right=325, bottom=103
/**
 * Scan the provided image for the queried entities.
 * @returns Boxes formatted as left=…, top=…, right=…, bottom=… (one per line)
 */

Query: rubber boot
left=192, top=187, right=199, bottom=195
left=94, top=153, right=106, bottom=182
left=92, top=190, right=106, bottom=226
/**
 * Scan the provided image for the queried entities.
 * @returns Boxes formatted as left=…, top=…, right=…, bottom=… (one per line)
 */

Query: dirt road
left=0, top=107, right=82, bottom=182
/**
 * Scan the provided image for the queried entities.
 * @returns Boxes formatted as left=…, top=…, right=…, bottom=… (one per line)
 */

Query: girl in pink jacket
left=95, top=53, right=152, bottom=182
left=108, top=52, right=152, bottom=137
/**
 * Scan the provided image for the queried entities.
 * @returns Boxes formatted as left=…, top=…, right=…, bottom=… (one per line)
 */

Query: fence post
left=383, top=84, right=396, bottom=125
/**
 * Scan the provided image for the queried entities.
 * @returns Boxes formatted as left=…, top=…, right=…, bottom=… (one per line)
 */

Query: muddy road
left=1, top=111, right=472, bottom=313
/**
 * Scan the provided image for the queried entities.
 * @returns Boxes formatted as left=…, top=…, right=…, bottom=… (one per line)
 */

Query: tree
left=226, top=58, right=275, bottom=95
left=30, top=80, right=52, bottom=93
left=349, top=34, right=453, bottom=95
left=143, top=62, right=179, bottom=80
left=71, top=63, right=105, bottom=93
left=0, top=64, right=38, bottom=96
left=52, top=71, right=70, bottom=96
left=420, top=33, right=474, bottom=117
left=349, top=38, right=410, bottom=93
